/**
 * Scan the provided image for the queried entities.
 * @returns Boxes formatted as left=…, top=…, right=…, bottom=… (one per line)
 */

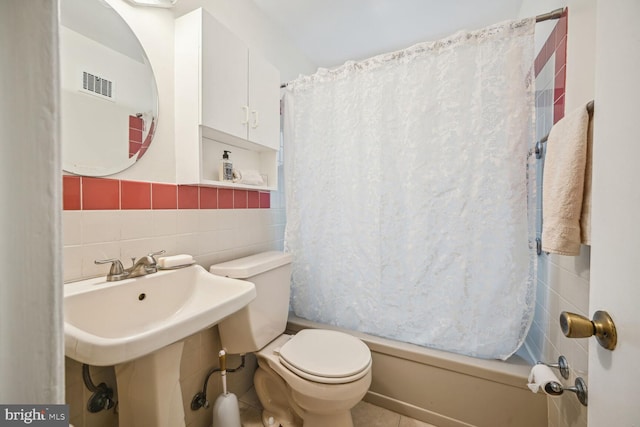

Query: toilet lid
left=278, top=329, right=371, bottom=384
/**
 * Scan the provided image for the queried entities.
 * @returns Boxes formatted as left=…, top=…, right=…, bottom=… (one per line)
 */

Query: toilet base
left=261, top=409, right=301, bottom=427
left=255, top=363, right=359, bottom=427
left=255, top=365, right=302, bottom=427
left=257, top=389, right=355, bottom=427
left=289, top=410, right=354, bottom=427
left=253, top=335, right=370, bottom=427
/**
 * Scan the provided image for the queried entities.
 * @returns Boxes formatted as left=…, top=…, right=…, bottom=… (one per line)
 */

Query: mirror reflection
left=60, top=0, right=159, bottom=176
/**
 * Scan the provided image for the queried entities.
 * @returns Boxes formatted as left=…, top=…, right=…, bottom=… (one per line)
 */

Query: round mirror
left=60, top=0, right=159, bottom=176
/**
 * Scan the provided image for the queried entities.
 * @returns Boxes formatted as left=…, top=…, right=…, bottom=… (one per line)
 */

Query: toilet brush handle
left=219, top=350, right=226, bottom=371
left=219, top=350, right=228, bottom=395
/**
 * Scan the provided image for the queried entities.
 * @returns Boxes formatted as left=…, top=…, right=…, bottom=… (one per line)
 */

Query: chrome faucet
left=95, top=250, right=165, bottom=282
left=126, top=255, right=158, bottom=277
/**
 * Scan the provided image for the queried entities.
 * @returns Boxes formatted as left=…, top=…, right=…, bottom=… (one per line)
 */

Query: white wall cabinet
left=175, top=8, right=280, bottom=190
left=247, top=53, right=281, bottom=149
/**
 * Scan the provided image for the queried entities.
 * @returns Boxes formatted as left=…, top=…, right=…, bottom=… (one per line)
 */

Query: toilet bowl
left=210, top=252, right=372, bottom=427
left=255, top=332, right=372, bottom=427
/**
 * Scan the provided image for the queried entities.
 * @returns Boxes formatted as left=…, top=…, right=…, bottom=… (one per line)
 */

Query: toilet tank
left=210, top=251, right=292, bottom=354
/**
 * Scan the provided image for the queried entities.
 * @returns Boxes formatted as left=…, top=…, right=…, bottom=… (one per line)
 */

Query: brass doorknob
left=559, top=310, right=617, bottom=350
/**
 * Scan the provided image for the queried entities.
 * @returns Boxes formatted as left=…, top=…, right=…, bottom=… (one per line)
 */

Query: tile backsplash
left=63, top=176, right=271, bottom=211
left=62, top=176, right=280, bottom=283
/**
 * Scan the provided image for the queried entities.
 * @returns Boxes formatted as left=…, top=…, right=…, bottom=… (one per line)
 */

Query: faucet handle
left=94, top=258, right=128, bottom=281
left=147, top=250, right=166, bottom=262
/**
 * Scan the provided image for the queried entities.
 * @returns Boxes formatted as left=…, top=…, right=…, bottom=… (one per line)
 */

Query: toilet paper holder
left=544, top=377, right=588, bottom=407
left=536, top=355, right=570, bottom=379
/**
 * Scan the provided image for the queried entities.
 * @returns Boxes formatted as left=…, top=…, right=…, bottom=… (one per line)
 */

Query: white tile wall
left=63, top=204, right=286, bottom=427
left=526, top=41, right=590, bottom=427
left=62, top=207, right=286, bottom=283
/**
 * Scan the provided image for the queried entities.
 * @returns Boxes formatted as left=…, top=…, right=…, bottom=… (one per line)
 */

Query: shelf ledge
left=183, top=179, right=275, bottom=192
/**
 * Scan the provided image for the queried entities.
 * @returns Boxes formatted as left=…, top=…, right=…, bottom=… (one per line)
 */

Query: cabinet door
left=200, top=12, right=248, bottom=139
left=247, top=51, right=280, bottom=149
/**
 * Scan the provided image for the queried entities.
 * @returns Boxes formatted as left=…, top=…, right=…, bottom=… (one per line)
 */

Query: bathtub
left=286, top=315, right=547, bottom=427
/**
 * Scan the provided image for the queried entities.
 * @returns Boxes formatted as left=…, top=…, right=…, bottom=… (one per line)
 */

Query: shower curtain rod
left=279, top=7, right=567, bottom=88
left=535, top=7, right=565, bottom=23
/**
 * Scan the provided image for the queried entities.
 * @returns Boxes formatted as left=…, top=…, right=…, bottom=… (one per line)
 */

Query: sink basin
left=64, top=264, right=256, bottom=366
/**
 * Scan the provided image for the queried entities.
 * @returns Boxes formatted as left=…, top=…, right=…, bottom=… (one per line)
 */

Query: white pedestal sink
left=64, top=264, right=256, bottom=427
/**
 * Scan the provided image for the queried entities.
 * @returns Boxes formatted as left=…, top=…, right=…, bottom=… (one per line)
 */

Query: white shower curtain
left=283, top=19, right=536, bottom=359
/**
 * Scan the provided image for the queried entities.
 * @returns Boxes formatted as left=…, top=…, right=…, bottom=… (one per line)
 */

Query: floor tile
left=240, top=401, right=264, bottom=427
left=239, top=386, right=261, bottom=409
left=399, top=415, right=438, bottom=427
left=352, top=401, right=401, bottom=427
left=239, top=388, right=437, bottom=427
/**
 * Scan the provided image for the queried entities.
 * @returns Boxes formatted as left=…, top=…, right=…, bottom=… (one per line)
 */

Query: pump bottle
left=219, top=150, right=233, bottom=181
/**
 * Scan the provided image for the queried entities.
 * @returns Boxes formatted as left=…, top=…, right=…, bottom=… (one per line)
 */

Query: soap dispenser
left=219, top=150, right=233, bottom=182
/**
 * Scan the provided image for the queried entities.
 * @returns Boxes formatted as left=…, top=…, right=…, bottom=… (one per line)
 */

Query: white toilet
left=210, top=251, right=372, bottom=427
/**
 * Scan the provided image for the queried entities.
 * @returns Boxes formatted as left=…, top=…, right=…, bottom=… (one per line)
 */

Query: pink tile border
left=200, top=187, right=218, bottom=209
left=259, top=192, right=270, bottom=209
left=152, top=183, right=177, bottom=209
left=535, top=10, right=567, bottom=124
left=63, top=175, right=81, bottom=210
left=234, top=190, right=248, bottom=209
left=82, top=177, right=119, bottom=210
left=121, top=180, right=151, bottom=210
left=63, top=176, right=271, bottom=211
left=129, top=116, right=144, bottom=159
left=554, top=94, right=565, bottom=124
left=248, top=191, right=259, bottom=208
left=178, top=185, right=199, bottom=209
left=534, top=10, right=568, bottom=79
left=218, top=189, right=234, bottom=209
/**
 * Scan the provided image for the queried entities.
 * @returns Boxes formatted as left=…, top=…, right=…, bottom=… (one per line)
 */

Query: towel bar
left=534, top=101, right=594, bottom=159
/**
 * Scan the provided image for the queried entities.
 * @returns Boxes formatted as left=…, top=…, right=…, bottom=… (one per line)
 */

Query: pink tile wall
left=63, top=175, right=81, bottom=210
left=82, top=177, right=120, bottom=210
left=138, top=118, right=155, bottom=160
left=218, top=189, right=234, bottom=209
left=121, top=180, right=151, bottom=209
left=129, top=116, right=144, bottom=159
left=62, top=175, right=271, bottom=211
left=534, top=9, right=567, bottom=123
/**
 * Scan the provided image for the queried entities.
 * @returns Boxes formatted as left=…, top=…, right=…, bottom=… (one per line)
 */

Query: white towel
left=541, top=103, right=592, bottom=256
left=232, top=169, right=265, bottom=186
left=580, top=115, right=593, bottom=245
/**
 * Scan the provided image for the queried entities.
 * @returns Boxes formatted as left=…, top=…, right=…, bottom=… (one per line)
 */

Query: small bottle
left=219, top=150, right=233, bottom=181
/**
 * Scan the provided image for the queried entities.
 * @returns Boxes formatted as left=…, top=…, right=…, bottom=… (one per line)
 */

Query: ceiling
left=251, top=0, right=525, bottom=68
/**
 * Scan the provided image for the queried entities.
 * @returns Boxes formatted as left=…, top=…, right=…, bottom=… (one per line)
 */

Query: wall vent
left=82, top=71, right=113, bottom=100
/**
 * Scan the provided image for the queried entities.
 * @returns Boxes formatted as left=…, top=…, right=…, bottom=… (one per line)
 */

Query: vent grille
left=82, top=72, right=113, bottom=99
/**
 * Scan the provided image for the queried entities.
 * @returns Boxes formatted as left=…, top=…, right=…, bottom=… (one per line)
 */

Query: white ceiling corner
left=251, top=0, right=525, bottom=68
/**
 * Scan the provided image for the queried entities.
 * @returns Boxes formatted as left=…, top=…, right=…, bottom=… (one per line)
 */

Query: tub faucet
left=94, top=250, right=165, bottom=281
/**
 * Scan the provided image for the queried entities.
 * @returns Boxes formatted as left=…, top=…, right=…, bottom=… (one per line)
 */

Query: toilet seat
left=277, top=329, right=371, bottom=384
